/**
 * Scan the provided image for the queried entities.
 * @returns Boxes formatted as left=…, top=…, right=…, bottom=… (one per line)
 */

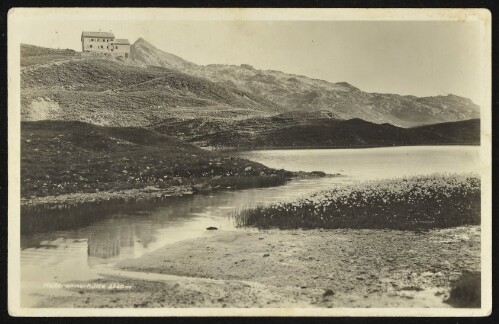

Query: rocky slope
left=131, top=38, right=480, bottom=127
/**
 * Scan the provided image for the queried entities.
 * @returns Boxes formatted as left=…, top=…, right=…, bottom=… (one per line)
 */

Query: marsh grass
left=235, top=174, right=480, bottom=230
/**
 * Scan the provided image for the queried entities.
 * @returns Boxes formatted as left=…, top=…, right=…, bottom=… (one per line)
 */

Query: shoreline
left=20, top=185, right=195, bottom=207
left=21, top=172, right=336, bottom=208
left=31, top=226, right=480, bottom=308
left=211, top=143, right=480, bottom=153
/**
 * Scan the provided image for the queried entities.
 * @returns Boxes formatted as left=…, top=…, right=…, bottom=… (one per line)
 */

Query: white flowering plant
left=235, top=173, right=480, bottom=230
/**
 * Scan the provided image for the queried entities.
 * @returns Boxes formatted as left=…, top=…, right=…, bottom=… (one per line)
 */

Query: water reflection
left=86, top=219, right=142, bottom=267
left=86, top=218, right=144, bottom=259
left=87, top=226, right=121, bottom=259
left=22, top=178, right=344, bottom=285
left=120, top=223, right=135, bottom=248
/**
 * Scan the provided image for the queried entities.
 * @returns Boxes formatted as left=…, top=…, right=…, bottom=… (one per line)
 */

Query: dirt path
left=32, top=226, right=480, bottom=308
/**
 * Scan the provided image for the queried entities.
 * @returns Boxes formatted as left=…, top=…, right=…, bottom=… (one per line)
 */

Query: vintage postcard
left=8, top=8, right=492, bottom=316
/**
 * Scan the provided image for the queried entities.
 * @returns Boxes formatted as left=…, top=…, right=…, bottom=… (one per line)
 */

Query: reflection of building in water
left=119, top=224, right=135, bottom=248
left=87, top=225, right=121, bottom=259
left=86, top=220, right=138, bottom=267
left=117, top=223, right=136, bottom=260
left=134, top=220, right=155, bottom=248
left=85, top=218, right=156, bottom=268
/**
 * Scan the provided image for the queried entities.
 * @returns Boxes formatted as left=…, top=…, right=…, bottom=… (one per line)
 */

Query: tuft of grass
left=235, top=174, right=480, bottom=230
left=445, top=271, right=481, bottom=308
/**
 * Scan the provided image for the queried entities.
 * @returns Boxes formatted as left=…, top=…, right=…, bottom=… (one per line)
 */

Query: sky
left=11, top=9, right=487, bottom=105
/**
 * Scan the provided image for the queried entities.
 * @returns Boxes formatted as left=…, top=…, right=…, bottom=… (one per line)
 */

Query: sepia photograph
left=7, top=8, right=492, bottom=316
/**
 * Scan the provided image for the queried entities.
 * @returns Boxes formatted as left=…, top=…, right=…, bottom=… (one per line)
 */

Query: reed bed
left=235, top=173, right=480, bottom=230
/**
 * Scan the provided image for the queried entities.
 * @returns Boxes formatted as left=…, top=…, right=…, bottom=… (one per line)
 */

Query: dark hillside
left=412, top=119, right=480, bottom=145
left=153, top=114, right=480, bottom=149
left=21, top=121, right=288, bottom=198
left=258, top=119, right=412, bottom=148
left=256, top=118, right=480, bottom=148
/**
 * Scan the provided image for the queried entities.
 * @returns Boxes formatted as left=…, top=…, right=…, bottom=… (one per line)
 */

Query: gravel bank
left=20, top=185, right=194, bottom=207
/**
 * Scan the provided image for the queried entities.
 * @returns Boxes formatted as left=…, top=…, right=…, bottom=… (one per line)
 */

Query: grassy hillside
left=21, top=44, right=283, bottom=127
left=21, top=121, right=290, bottom=198
left=21, top=44, right=79, bottom=67
left=22, top=43, right=480, bottom=130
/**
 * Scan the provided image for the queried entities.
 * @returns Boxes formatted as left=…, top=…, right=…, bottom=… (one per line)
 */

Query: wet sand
left=33, top=225, right=480, bottom=308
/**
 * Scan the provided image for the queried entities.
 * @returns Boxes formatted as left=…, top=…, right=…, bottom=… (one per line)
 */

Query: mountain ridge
left=130, top=38, right=480, bottom=127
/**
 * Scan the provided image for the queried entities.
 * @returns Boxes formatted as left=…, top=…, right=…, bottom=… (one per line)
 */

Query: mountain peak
left=334, top=81, right=360, bottom=91
left=133, top=37, right=152, bottom=46
left=131, top=37, right=196, bottom=70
